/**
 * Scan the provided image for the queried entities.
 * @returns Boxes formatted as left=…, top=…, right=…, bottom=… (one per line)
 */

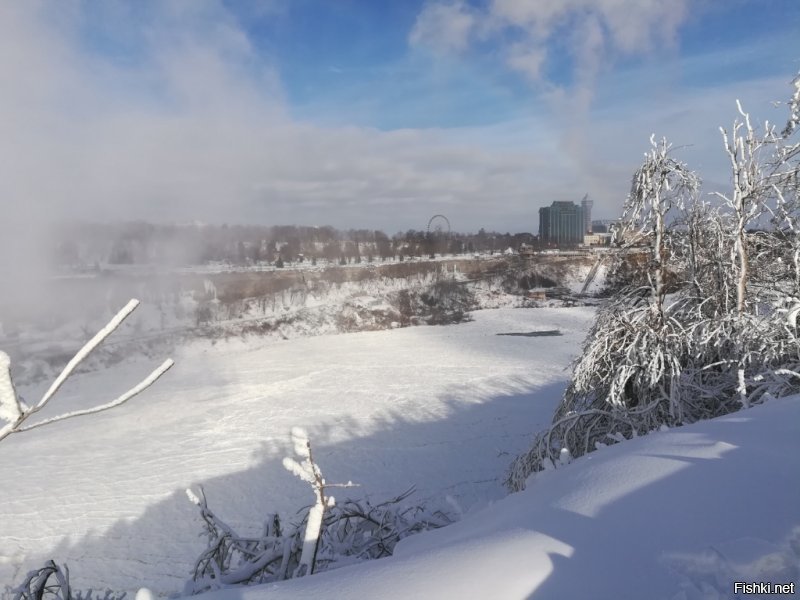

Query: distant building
left=539, top=201, right=585, bottom=246
left=581, top=194, right=593, bottom=234
left=591, top=219, right=617, bottom=234
left=582, top=233, right=611, bottom=246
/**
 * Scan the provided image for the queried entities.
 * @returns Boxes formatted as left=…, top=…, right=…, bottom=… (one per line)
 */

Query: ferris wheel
left=426, top=214, right=451, bottom=236
left=426, top=214, right=451, bottom=257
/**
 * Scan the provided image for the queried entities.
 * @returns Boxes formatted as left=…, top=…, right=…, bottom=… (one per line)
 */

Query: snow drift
left=195, top=396, right=800, bottom=600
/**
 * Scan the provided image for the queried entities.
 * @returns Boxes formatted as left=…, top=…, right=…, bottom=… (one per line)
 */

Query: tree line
left=50, top=223, right=536, bottom=268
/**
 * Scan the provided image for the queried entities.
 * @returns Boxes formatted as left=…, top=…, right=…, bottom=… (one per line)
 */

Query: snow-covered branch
left=0, top=351, right=24, bottom=424
left=38, top=299, right=140, bottom=412
left=11, top=560, right=71, bottom=600
left=282, top=427, right=357, bottom=577
left=0, top=300, right=173, bottom=444
left=15, top=359, right=174, bottom=434
left=781, top=72, right=800, bottom=139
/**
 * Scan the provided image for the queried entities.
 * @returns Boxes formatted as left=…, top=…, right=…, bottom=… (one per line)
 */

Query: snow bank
left=197, top=396, right=800, bottom=600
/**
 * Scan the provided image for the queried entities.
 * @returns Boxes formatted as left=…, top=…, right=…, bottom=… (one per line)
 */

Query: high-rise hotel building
left=538, top=201, right=585, bottom=245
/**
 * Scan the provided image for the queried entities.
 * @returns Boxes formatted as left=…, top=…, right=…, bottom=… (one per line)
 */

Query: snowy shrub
left=194, top=302, right=215, bottom=327
left=420, top=279, right=475, bottom=325
left=390, top=276, right=475, bottom=327
left=185, top=429, right=454, bottom=594
left=507, top=74, right=800, bottom=492
left=10, top=561, right=71, bottom=600
left=315, top=490, right=452, bottom=564
left=8, top=560, right=126, bottom=600
left=184, top=486, right=290, bottom=591
left=184, top=485, right=452, bottom=594
left=395, top=289, right=414, bottom=326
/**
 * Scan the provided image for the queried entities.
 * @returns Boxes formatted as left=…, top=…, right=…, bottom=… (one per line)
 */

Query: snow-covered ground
left=198, top=395, right=800, bottom=600
left=3, top=304, right=798, bottom=599
left=0, top=307, right=594, bottom=595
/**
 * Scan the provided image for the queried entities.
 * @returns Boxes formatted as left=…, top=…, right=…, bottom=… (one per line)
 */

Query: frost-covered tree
left=551, top=137, right=699, bottom=424
left=714, top=92, right=799, bottom=314
left=506, top=143, right=701, bottom=489
left=707, top=79, right=800, bottom=403
left=617, top=135, right=700, bottom=323
left=771, top=73, right=800, bottom=291
left=672, top=198, right=731, bottom=315
left=507, top=71, right=800, bottom=492
left=0, top=300, right=173, bottom=445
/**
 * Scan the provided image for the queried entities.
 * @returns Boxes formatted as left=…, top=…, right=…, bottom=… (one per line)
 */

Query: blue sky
left=1, top=0, right=799, bottom=236
left=261, top=1, right=799, bottom=129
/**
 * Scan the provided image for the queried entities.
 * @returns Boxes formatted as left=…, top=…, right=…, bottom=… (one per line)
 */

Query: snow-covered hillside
left=198, top=395, right=800, bottom=600
left=0, top=307, right=594, bottom=595
left=3, top=257, right=603, bottom=387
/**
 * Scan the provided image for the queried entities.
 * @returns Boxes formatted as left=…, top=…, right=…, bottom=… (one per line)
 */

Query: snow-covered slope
left=197, top=396, right=800, bottom=600
left=0, top=307, right=594, bottom=595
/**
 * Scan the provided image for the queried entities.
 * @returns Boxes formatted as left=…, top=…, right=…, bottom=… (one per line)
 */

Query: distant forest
left=51, top=222, right=538, bottom=267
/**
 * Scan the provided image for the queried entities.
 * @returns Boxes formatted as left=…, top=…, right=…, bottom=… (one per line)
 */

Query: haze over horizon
left=2, top=0, right=798, bottom=236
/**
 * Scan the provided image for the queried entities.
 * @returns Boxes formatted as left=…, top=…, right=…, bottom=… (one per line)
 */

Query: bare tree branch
left=16, top=359, right=174, bottom=434
left=0, top=299, right=172, bottom=444
left=37, top=299, right=140, bottom=412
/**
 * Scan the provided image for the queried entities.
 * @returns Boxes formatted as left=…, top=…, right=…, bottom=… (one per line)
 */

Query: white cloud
left=413, top=0, right=690, bottom=95
left=489, top=0, right=688, bottom=55
left=0, top=0, right=558, bottom=244
left=409, top=1, right=478, bottom=55
left=506, top=42, right=547, bottom=82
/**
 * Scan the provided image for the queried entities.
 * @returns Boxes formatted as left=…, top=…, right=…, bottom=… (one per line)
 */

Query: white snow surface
left=197, top=396, right=800, bottom=600
left=3, top=306, right=797, bottom=599
left=0, top=307, right=594, bottom=595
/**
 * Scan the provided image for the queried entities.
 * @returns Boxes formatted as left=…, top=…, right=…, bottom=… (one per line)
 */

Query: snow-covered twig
left=38, top=299, right=140, bottom=412
left=282, top=427, right=357, bottom=577
left=0, top=300, right=173, bottom=444
left=15, top=359, right=174, bottom=434
left=0, top=351, right=24, bottom=424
